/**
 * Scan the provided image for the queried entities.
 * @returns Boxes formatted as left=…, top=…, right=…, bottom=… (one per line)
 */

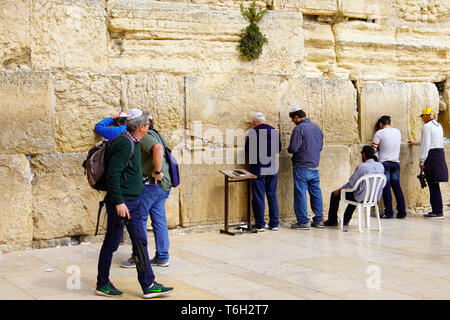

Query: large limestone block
left=358, top=81, right=409, bottom=144
left=0, top=71, right=56, bottom=154
left=53, top=72, right=122, bottom=153
left=30, top=0, right=108, bottom=72
left=185, top=74, right=283, bottom=149
left=333, top=21, right=450, bottom=81
left=0, top=154, right=33, bottom=250
left=31, top=153, right=105, bottom=240
left=358, top=81, right=440, bottom=144
left=122, top=73, right=185, bottom=148
left=270, top=0, right=338, bottom=15
left=0, top=0, right=31, bottom=69
left=179, top=162, right=250, bottom=226
left=277, top=146, right=352, bottom=220
left=280, top=78, right=359, bottom=146
left=341, top=0, right=390, bottom=19
left=407, top=82, right=440, bottom=142
left=390, top=0, right=450, bottom=23
left=107, top=0, right=303, bottom=75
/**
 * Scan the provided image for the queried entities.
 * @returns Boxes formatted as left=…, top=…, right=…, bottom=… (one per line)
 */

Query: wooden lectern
left=218, top=169, right=258, bottom=235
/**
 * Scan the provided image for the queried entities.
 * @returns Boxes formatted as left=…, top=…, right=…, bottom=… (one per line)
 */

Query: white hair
left=253, top=112, right=266, bottom=122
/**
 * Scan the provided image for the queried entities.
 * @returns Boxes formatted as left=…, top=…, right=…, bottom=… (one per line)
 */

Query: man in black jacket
left=245, top=112, right=282, bottom=232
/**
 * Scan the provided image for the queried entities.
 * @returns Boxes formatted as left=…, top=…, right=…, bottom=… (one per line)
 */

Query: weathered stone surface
left=179, top=162, right=250, bottom=226
left=406, top=82, right=440, bottom=142
left=358, top=81, right=440, bottom=144
left=0, top=71, right=56, bottom=154
left=30, top=0, right=108, bottom=72
left=280, top=78, right=359, bottom=146
left=53, top=72, right=122, bottom=153
left=186, top=74, right=283, bottom=149
left=31, top=153, right=104, bottom=240
left=270, top=0, right=337, bottom=15
left=390, top=0, right=450, bottom=23
left=303, top=18, right=350, bottom=79
left=122, top=73, right=185, bottom=148
left=358, top=81, right=408, bottom=144
left=0, top=0, right=31, bottom=69
left=334, top=21, right=450, bottom=81
left=341, top=0, right=390, bottom=20
left=107, top=0, right=303, bottom=75
left=0, top=154, right=32, bottom=250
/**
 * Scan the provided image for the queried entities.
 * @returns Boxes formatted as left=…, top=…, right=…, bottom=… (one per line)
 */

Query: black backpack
left=82, top=133, right=135, bottom=235
left=82, top=133, right=135, bottom=191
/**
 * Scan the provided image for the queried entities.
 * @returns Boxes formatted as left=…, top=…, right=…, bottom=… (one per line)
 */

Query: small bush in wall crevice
left=237, top=1, right=268, bottom=61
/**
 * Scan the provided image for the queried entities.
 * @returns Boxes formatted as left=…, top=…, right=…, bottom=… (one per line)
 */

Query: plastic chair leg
left=375, top=205, right=381, bottom=232
left=358, top=206, right=363, bottom=232
left=367, top=206, right=371, bottom=229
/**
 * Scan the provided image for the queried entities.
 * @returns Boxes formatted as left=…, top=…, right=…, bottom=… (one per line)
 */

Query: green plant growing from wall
left=237, top=1, right=268, bottom=61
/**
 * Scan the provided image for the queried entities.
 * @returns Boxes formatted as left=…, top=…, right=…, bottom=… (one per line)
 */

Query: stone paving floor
left=0, top=214, right=449, bottom=300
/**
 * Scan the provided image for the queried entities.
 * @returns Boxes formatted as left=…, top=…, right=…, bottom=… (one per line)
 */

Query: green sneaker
left=142, top=281, right=173, bottom=299
left=95, top=282, right=123, bottom=297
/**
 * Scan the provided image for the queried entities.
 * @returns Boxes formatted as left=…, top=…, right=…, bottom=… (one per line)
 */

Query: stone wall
left=0, top=0, right=449, bottom=250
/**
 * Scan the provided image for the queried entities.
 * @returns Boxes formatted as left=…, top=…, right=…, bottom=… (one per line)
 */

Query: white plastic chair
left=339, top=173, right=386, bottom=232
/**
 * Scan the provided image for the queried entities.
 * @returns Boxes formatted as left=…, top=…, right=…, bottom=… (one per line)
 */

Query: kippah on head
left=127, top=108, right=143, bottom=120
left=253, top=112, right=265, bottom=122
left=291, top=106, right=301, bottom=113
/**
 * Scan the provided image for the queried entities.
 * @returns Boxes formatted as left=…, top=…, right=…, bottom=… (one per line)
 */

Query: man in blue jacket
left=288, top=107, right=324, bottom=230
left=245, top=112, right=282, bottom=232
left=94, top=112, right=128, bottom=141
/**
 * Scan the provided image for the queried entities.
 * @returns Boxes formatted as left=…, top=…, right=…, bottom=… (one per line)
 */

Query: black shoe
left=396, top=215, right=406, bottom=220
left=380, top=214, right=393, bottom=219
left=423, top=213, right=444, bottom=219
left=142, top=281, right=173, bottom=299
left=95, top=282, right=123, bottom=297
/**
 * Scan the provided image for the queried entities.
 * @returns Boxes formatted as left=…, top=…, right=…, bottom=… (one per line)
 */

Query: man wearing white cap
left=288, top=107, right=324, bottom=230
left=96, top=108, right=173, bottom=299
left=94, top=111, right=128, bottom=141
left=408, top=107, right=448, bottom=219
left=245, top=112, right=282, bottom=231
left=121, top=112, right=173, bottom=268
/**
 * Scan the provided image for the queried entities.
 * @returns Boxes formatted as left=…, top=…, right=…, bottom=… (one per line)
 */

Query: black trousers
left=428, top=182, right=443, bottom=214
left=327, top=191, right=358, bottom=224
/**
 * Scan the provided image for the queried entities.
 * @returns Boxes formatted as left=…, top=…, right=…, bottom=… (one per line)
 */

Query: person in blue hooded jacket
left=94, top=112, right=128, bottom=141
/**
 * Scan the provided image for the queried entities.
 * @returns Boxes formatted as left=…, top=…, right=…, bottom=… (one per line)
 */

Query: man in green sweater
left=121, top=113, right=173, bottom=268
left=96, top=108, right=173, bottom=299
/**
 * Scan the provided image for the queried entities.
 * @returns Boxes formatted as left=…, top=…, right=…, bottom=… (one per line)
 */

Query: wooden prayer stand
left=218, top=169, right=258, bottom=235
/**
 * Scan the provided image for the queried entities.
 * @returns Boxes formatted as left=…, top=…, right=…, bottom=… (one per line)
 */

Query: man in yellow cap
left=408, top=107, right=448, bottom=219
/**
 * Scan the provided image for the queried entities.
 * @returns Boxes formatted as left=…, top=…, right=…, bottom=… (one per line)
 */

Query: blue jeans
left=251, top=173, right=279, bottom=229
left=382, top=161, right=406, bottom=218
left=293, top=168, right=323, bottom=224
left=97, top=197, right=155, bottom=289
left=137, top=183, right=171, bottom=262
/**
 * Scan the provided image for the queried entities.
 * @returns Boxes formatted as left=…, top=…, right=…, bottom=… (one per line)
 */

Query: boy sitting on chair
left=324, top=145, right=385, bottom=227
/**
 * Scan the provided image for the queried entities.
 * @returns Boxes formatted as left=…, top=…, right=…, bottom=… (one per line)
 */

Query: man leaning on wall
left=371, top=115, right=407, bottom=220
left=408, top=107, right=448, bottom=219
left=245, top=112, right=282, bottom=232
